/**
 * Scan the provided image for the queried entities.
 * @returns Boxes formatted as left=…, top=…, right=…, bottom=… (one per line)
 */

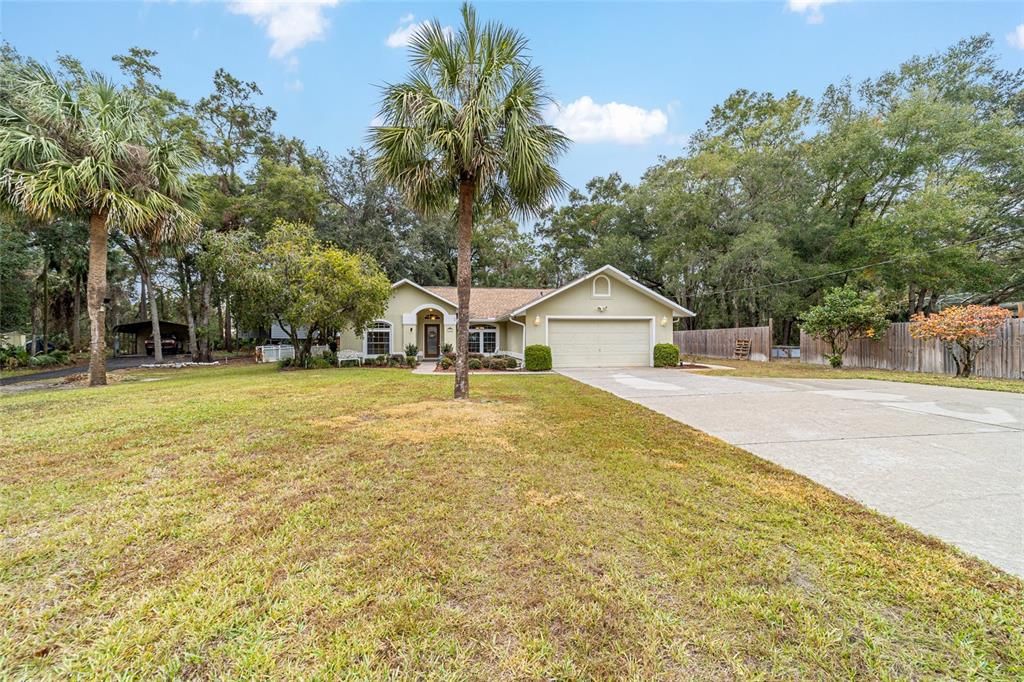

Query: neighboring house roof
left=510, top=265, right=696, bottom=317
left=425, top=286, right=551, bottom=320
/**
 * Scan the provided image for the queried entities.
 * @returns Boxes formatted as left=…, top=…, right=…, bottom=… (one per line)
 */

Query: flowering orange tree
left=909, top=305, right=1012, bottom=378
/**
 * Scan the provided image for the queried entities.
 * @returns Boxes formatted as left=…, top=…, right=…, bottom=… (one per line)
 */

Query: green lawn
left=2, top=365, right=1021, bottom=679
left=691, top=356, right=1024, bottom=393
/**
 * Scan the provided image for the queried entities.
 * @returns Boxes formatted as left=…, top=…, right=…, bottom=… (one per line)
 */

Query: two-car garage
left=547, top=318, right=652, bottom=368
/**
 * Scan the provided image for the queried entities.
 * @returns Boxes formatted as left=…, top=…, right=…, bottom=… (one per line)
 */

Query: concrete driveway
left=558, top=367, right=1024, bottom=577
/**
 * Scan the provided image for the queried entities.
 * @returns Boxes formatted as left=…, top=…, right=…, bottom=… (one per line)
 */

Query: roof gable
left=509, top=265, right=695, bottom=317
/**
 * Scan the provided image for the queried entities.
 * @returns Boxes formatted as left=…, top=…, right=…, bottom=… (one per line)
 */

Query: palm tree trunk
left=87, top=212, right=108, bottom=386
left=143, top=264, right=163, bottom=363
left=454, top=179, right=474, bottom=400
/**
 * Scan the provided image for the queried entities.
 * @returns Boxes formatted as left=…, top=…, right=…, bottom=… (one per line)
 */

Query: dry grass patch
left=1, top=364, right=1021, bottom=679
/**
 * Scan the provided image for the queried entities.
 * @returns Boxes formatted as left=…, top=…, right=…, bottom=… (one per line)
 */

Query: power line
left=690, top=228, right=1023, bottom=298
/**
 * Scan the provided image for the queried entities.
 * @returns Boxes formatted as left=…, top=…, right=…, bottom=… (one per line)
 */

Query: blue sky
left=4, top=1, right=1023, bottom=192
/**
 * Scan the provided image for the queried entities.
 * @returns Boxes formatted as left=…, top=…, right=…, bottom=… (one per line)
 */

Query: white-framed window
left=364, top=320, right=392, bottom=356
left=468, top=324, right=498, bottom=354
left=592, top=274, right=612, bottom=298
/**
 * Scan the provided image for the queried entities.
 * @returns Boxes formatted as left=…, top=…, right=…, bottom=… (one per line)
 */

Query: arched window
left=364, top=320, right=392, bottom=355
left=468, top=324, right=498, bottom=354
left=592, top=274, right=611, bottom=298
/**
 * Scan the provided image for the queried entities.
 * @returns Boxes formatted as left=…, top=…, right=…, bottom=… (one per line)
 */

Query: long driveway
left=558, top=367, right=1024, bottom=577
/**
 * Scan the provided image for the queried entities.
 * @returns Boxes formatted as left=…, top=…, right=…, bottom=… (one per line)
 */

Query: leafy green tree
left=800, top=287, right=890, bottom=368
left=0, top=64, right=200, bottom=385
left=370, top=2, right=569, bottom=399
left=216, top=221, right=391, bottom=365
left=0, top=217, right=32, bottom=333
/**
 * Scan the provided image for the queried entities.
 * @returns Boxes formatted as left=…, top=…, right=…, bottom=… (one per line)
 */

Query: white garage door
left=548, top=319, right=651, bottom=368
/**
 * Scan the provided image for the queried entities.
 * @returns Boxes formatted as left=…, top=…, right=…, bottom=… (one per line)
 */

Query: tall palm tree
left=371, top=2, right=569, bottom=399
left=0, top=64, right=200, bottom=385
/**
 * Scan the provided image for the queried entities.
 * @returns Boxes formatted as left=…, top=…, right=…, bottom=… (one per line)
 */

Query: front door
left=424, top=324, right=441, bottom=358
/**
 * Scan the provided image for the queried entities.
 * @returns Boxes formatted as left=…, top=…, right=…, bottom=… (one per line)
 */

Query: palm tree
left=0, top=64, right=200, bottom=385
left=370, top=2, right=569, bottom=399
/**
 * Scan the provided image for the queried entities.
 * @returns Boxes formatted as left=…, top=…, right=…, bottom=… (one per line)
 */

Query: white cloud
left=385, top=14, right=452, bottom=48
left=1008, top=24, right=1024, bottom=50
left=228, top=0, right=340, bottom=59
left=786, top=0, right=842, bottom=24
left=547, top=96, right=668, bottom=144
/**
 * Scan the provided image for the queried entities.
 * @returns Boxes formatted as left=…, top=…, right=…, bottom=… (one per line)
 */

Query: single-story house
left=338, top=265, right=694, bottom=368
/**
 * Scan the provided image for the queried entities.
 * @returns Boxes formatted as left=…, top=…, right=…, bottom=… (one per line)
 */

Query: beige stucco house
left=338, top=265, right=694, bottom=368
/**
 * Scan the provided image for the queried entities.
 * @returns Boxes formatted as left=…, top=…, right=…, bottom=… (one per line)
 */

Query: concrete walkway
left=558, top=367, right=1024, bottom=577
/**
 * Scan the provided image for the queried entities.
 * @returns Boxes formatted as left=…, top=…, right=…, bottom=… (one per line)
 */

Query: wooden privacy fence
left=674, top=325, right=772, bottom=362
left=800, top=319, right=1024, bottom=379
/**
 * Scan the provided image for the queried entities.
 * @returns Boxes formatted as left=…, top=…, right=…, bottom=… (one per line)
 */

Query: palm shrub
left=0, top=64, right=200, bottom=385
left=525, top=344, right=552, bottom=371
left=370, top=2, right=569, bottom=399
left=653, top=343, right=680, bottom=367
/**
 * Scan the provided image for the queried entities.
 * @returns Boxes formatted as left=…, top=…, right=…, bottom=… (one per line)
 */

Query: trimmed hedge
left=524, top=345, right=552, bottom=371
left=653, top=343, right=680, bottom=367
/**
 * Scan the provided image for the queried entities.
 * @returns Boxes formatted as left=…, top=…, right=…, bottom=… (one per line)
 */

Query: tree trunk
left=139, top=274, right=147, bottom=319
left=72, top=273, right=82, bottom=352
left=223, top=299, right=233, bottom=352
left=29, top=283, right=37, bottom=355
left=454, top=179, right=474, bottom=400
left=143, top=264, right=163, bottom=363
left=87, top=212, right=109, bottom=386
left=177, top=259, right=199, bottom=361
left=198, top=276, right=212, bottom=362
left=42, top=257, right=49, bottom=353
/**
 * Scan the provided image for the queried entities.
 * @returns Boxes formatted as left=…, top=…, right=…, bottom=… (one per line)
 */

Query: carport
left=112, top=320, right=190, bottom=356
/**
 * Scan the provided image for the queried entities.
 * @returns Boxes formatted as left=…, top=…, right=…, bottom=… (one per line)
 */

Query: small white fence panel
left=257, top=344, right=330, bottom=363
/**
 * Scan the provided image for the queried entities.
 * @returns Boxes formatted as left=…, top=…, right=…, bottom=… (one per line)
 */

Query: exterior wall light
left=533, top=315, right=541, bottom=326
left=661, top=316, right=668, bottom=326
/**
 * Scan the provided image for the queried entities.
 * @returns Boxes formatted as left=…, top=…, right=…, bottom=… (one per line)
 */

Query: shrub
left=653, top=343, right=680, bottom=367
left=525, top=345, right=552, bottom=371
left=440, top=356, right=454, bottom=370
left=407, top=356, right=419, bottom=369
left=339, top=358, right=360, bottom=368
left=468, top=352, right=484, bottom=360
left=405, top=343, right=418, bottom=357
left=801, top=287, right=890, bottom=368
left=307, top=357, right=332, bottom=370
left=321, top=350, right=334, bottom=362
left=480, top=356, right=492, bottom=369
left=490, top=357, right=507, bottom=370
left=442, top=343, right=453, bottom=354
left=504, top=357, right=519, bottom=370
left=910, top=305, right=1012, bottom=378
left=468, top=358, right=483, bottom=370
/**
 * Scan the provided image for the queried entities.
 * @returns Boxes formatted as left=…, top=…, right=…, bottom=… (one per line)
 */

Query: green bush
left=504, top=357, right=519, bottom=370
left=468, top=358, right=483, bottom=370
left=339, top=358, right=360, bottom=368
left=442, top=343, right=453, bottom=354
left=490, top=357, right=507, bottom=370
left=405, top=343, right=418, bottom=357
left=653, top=343, right=680, bottom=367
left=440, top=356, right=454, bottom=370
left=525, top=345, right=552, bottom=371
left=307, top=357, right=332, bottom=370
left=480, top=356, right=492, bottom=369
